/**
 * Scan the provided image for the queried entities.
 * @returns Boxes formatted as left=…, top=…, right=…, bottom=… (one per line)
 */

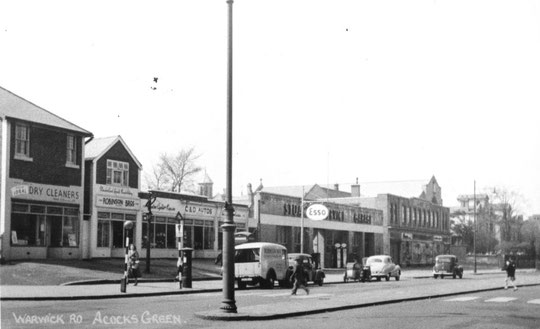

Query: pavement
left=1, top=259, right=538, bottom=321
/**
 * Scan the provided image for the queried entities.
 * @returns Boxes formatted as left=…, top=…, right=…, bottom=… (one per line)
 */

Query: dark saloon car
left=433, top=254, right=463, bottom=279
left=287, top=253, right=326, bottom=286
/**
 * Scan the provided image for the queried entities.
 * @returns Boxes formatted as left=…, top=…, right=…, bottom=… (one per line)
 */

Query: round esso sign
left=306, top=204, right=329, bottom=221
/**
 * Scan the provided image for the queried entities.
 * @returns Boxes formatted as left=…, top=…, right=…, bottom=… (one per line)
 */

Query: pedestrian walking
left=127, top=244, right=140, bottom=286
left=291, top=258, right=309, bottom=295
left=504, top=259, right=518, bottom=291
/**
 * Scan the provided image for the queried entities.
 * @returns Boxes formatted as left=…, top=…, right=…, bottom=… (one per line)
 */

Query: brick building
left=0, top=87, right=92, bottom=260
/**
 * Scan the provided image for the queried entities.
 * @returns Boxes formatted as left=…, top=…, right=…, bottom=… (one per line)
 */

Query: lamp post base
left=219, top=300, right=238, bottom=313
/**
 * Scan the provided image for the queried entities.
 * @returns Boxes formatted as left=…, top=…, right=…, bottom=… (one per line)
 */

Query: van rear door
left=234, top=248, right=261, bottom=278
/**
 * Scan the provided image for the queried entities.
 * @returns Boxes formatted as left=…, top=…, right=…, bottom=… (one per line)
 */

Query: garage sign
left=306, top=204, right=329, bottom=221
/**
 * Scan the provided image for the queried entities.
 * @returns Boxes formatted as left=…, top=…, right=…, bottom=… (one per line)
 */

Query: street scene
left=1, top=0, right=540, bottom=328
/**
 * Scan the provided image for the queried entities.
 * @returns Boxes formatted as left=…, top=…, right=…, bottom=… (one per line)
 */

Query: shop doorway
left=46, top=216, right=63, bottom=258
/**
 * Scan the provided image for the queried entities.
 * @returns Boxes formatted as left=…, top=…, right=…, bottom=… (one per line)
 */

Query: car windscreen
left=235, top=248, right=260, bottom=263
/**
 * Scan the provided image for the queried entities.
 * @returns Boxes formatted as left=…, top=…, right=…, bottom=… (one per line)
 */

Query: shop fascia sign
left=96, top=184, right=140, bottom=210
left=147, top=198, right=182, bottom=217
left=11, top=181, right=81, bottom=204
left=402, top=233, right=413, bottom=240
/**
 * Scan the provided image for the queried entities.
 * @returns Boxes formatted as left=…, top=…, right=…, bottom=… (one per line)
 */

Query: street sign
left=175, top=224, right=183, bottom=238
left=306, top=204, right=329, bottom=221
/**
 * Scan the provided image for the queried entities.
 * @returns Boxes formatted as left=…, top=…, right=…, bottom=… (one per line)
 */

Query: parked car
left=433, top=254, right=463, bottom=279
left=287, top=253, right=325, bottom=286
left=365, top=255, right=401, bottom=281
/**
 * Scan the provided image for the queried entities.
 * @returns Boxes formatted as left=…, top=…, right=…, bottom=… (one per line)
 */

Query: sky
left=1, top=0, right=539, bottom=216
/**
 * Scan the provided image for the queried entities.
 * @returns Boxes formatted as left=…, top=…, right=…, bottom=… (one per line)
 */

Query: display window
left=96, top=212, right=136, bottom=248
left=11, top=202, right=79, bottom=247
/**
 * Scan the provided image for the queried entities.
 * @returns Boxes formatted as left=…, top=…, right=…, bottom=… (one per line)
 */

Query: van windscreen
left=235, top=248, right=260, bottom=263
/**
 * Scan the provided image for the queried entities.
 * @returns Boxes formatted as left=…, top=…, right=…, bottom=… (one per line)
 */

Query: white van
left=234, top=242, right=290, bottom=289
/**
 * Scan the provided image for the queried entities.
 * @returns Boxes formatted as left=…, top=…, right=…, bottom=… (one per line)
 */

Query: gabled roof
left=260, top=184, right=351, bottom=199
left=354, top=180, right=426, bottom=199
left=261, top=185, right=307, bottom=198
left=85, top=135, right=142, bottom=169
left=0, top=86, right=92, bottom=136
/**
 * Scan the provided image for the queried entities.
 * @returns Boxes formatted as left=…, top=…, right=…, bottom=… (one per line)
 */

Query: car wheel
left=264, top=276, right=275, bottom=289
left=385, top=274, right=390, bottom=281
left=433, top=275, right=438, bottom=279
left=395, top=273, right=400, bottom=281
left=459, top=273, right=463, bottom=279
left=237, top=280, right=246, bottom=290
left=377, top=276, right=381, bottom=281
left=440, top=275, right=444, bottom=279
left=453, top=273, right=456, bottom=279
left=317, top=278, right=324, bottom=286
left=343, top=275, right=348, bottom=283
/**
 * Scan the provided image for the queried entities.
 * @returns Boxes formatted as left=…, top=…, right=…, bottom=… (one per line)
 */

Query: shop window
left=194, top=226, right=203, bottom=249
left=155, top=223, right=166, bottom=248
left=106, top=160, right=129, bottom=186
left=167, top=223, right=176, bottom=249
left=276, top=226, right=287, bottom=245
left=184, top=225, right=192, bottom=248
left=15, top=123, right=31, bottom=159
left=204, top=226, right=215, bottom=249
left=10, top=213, right=45, bottom=246
left=63, top=216, right=79, bottom=247
left=97, top=220, right=110, bottom=247
left=66, top=135, right=78, bottom=167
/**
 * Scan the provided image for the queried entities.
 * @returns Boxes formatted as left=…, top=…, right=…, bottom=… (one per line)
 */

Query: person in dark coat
left=127, top=244, right=140, bottom=286
left=504, top=259, right=518, bottom=291
left=291, top=258, right=309, bottom=295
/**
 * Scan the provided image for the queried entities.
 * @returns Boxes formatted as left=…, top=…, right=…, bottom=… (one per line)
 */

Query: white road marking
left=485, top=297, right=518, bottom=303
left=261, top=292, right=294, bottom=297
left=290, top=294, right=333, bottom=299
left=527, top=299, right=540, bottom=305
left=444, top=296, right=480, bottom=302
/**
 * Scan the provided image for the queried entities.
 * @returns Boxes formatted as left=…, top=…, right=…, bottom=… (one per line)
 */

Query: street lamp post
left=220, top=0, right=237, bottom=313
left=473, top=180, right=477, bottom=274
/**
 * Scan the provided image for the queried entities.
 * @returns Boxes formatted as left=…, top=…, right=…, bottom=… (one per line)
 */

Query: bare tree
left=147, top=147, right=202, bottom=193
left=143, top=163, right=170, bottom=191
left=488, top=187, right=524, bottom=243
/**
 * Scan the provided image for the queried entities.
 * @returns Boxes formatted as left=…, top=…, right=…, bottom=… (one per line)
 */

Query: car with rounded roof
left=365, top=255, right=401, bottom=281
left=433, top=254, right=463, bottom=279
left=287, top=253, right=325, bottom=286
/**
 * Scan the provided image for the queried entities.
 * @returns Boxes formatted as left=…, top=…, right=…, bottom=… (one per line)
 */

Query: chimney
left=351, top=177, right=360, bottom=197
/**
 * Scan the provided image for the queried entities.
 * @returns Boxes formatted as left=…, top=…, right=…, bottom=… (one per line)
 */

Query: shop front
left=141, top=191, right=249, bottom=259
left=394, top=232, right=451, bottom=266
left=7, top=181, right=83, bottom=259
left=91, top=185, right=141, bottom=258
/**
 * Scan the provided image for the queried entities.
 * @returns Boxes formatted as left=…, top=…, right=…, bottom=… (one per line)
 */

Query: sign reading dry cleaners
left=11, top=182, right=82, bottom=204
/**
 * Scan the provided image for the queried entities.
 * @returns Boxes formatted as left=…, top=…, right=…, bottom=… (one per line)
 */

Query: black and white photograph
left=1, top=0, right=539, bottom=328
